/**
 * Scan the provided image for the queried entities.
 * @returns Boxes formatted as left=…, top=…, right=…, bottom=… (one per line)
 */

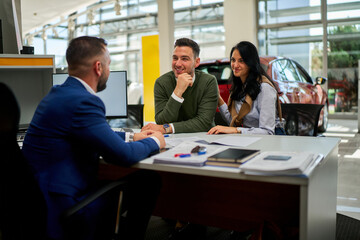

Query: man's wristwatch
left=163, top=124, right=171, bottom=134
left=129, top=132, right=135, bottom=142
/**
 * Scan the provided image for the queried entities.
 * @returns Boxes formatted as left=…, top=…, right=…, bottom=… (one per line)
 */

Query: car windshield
left=197, top=64, right=231, bottom=83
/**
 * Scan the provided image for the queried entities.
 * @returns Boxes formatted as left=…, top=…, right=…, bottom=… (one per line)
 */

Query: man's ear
left=194, top=57, right=200, bottom=68
left=94, top=61, right=102, bottom=76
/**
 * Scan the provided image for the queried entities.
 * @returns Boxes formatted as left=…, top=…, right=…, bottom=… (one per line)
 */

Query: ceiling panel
left=21, top=0, right=99, bottom=33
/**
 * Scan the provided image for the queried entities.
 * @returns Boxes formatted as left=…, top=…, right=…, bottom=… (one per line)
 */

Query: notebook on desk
left=206, top=148, right=260, bottom=168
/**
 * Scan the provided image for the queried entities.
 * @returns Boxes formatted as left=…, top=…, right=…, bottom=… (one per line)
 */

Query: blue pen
left=164, top=134, right=169, bottom=137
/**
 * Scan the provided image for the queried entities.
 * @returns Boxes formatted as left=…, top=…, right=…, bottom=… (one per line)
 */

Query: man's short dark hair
left=174, top=38, right=200, bottom=58
left=66, top=36, right=108, bottom=72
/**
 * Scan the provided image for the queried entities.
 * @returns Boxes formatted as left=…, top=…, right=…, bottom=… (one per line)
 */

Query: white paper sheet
left=210, top=136, right=261, bottom=147
left=165, top=136, right=207, bottom=148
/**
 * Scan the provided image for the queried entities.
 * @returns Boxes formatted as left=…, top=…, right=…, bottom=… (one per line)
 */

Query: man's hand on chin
left=173, top=73, right=193, bottom=98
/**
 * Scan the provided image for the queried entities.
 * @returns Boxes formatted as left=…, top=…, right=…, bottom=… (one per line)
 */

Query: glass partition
left=258, top=0, right=360, bottom=114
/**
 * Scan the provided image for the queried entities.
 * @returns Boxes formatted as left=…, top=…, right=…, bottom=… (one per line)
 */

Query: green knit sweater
left=154, top=70, right=218, bottom=133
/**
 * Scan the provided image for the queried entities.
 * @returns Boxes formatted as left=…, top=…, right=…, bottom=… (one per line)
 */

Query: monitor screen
left=52, top=71, right=128, bottom=118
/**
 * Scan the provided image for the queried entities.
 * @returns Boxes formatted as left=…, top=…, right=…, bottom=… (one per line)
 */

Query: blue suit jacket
left=22, top=77, right=159, bottom=239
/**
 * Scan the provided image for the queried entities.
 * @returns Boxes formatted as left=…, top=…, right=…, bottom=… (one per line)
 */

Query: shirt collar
left=71, top=76, right=96, bottom=95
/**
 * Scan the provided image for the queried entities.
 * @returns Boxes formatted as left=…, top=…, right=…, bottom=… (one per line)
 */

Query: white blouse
left=219, top=83, right=277, bottom=135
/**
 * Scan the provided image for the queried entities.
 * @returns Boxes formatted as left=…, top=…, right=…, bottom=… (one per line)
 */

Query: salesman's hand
left=207, top=126, right=238, bottom=135
left=133, top=130, right=156, bottom=141
left=173, top=73, right=193, bottom=98
left=141, top=123, right=165, bottom=133
left=148, top=131, right=166, bottom=149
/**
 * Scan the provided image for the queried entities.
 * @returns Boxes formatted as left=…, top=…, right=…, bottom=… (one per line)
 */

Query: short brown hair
left=174, top=38, right=200, bottom=58
left=66, top=36, right=108, bottom=73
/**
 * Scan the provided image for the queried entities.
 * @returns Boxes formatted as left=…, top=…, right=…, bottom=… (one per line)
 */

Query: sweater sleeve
left=154, top=77, right=183, bottom=124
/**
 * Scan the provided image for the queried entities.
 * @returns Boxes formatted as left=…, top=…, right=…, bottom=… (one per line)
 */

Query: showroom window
left=258, top=0, right=360, bottom=114
left=24, top=0, right=225, bottom=104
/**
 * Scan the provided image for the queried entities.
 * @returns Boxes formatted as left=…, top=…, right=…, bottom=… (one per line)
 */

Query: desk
left=99, top=133, right=339, bottom=240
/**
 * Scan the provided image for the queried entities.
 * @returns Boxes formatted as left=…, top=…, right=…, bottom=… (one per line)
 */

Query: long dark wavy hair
left=229, top=41, right=273, bottom=101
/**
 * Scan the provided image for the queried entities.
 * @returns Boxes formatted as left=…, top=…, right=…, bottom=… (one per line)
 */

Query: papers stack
left=239, top=151, right=324, bottom=176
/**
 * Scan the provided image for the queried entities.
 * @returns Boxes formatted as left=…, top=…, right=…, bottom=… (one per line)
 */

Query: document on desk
left=239, top=151, right=324, bottom=176
left=211, top=136, right=261, bottom=147
left=165, top=136, right=207, bottom=148
left=153, top=142, right=227, bottom=167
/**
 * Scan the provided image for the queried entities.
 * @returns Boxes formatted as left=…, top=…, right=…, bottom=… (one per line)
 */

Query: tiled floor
left=324, top=118, right=360, bottom=220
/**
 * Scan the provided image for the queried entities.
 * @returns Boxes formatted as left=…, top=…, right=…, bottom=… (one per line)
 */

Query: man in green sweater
left=142, top=38, right=218, bottom=134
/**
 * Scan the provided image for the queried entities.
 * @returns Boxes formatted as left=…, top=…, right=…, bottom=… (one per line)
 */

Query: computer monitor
left=52, top=71, right=128, bottom=118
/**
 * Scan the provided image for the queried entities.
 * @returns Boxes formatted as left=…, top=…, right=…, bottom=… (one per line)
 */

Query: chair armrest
left=61, top=180, right=127, bottom=220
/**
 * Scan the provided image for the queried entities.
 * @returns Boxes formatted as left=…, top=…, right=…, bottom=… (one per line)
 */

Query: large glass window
left=258, top=0, right=360, bottom=114
left=24, top=0, right=225, bottom=104
left=327, top=23, right=360, bottom=112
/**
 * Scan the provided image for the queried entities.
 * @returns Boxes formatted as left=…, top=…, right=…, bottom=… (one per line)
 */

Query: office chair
left=128, top=104, right=144, bottom=128
left=0, top=82, right=126, bottom=240
left=281, top=103, right=324, bottom=136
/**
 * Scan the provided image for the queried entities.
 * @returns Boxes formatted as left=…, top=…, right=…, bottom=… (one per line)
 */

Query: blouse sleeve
left=240, top=83, right=277, bottom=135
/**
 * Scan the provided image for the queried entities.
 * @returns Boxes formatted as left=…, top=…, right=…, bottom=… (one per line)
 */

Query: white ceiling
left=21, top=0, right=99, bottom=34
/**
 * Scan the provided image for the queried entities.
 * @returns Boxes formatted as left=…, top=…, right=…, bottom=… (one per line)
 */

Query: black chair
left=128, top=104, right=144, bottom=128
left=281, top=103, right=324, bottom=136
left=0, top=82, right=47, bottom=240
left=0, top=82, right=126, bottom=240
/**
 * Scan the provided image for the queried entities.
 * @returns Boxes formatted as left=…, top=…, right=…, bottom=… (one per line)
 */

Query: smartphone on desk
left=263, top=155, right=291, bottom=161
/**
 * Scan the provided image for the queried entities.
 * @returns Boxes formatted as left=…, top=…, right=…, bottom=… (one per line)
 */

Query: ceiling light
left=52, top=27, right=59, bottom=38
left=41, top=31, right=47, bottom=41
left=68, top=18, right=75, bottom=31
left=114, top=0, right=121, bottom=15
left=100, top=22, right=105, bottom=31
left=87, top=10, right=96, bottom=25
left=26, top=35, right=34, bottom=45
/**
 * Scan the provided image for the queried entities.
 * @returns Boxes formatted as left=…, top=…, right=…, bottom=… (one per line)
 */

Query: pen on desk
left=164, top=134, right=169, bottom=137
left=174, top=153, right=191, bottom=158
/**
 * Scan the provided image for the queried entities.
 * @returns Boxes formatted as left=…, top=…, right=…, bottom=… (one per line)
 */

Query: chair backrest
left=281, top=103, right=324, bottom=136
left=0, top=82, right=46, bottom=239
left=128, top=104, right=144, bottom=128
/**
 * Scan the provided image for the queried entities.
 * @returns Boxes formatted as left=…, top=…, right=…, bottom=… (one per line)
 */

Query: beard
left=97, top=72, right=108, bottom=92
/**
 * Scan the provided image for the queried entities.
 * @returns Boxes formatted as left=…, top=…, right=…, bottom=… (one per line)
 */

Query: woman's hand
left=207, top=125, right=238, bottom=135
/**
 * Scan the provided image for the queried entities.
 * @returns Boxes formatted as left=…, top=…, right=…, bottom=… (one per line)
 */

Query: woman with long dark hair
left=208, top=41, right=278, bottom=135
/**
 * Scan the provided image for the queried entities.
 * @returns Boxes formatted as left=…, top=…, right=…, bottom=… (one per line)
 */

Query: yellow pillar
left=142, top=35, right=160, bottom=123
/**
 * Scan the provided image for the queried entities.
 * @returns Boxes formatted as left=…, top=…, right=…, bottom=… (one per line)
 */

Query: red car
left=197, top=56, right=329, bottom=132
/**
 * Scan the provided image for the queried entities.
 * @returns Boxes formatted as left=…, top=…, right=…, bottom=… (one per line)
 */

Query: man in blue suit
left=22, top=36, right=165, bottom=240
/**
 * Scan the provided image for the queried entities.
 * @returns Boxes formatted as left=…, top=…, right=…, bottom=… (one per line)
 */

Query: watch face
left=163, top=124, right=171, bottom=133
